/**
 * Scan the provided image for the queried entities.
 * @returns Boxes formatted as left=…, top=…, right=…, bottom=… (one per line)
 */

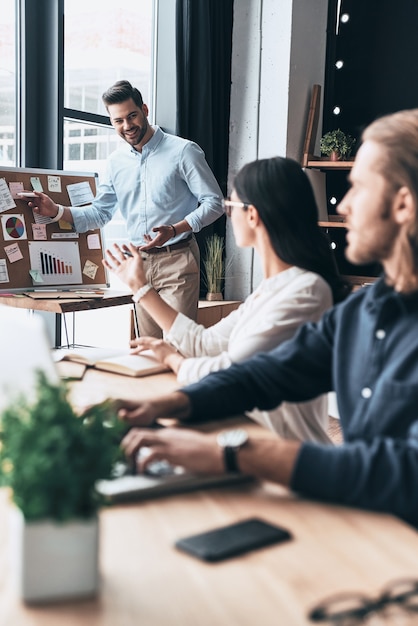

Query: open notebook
left=0, top=308, right=253, bottom=501
left=53, top=346, right=170, bottom=377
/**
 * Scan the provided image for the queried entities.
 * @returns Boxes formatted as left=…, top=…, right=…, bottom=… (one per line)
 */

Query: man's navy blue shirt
left=183, top=277, right=418, bottom=527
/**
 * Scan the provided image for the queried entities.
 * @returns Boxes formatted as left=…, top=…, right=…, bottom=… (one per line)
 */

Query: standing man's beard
left=124, top=112, right=149, bottom=148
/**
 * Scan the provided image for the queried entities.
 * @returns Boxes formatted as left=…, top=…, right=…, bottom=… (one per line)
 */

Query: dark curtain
left=176, top=0, right=233, bottom=297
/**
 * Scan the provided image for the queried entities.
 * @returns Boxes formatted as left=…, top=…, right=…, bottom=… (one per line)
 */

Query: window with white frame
left=61, top=0, right=155, bottom=347
left=0, top=0, right=156, bottom=347
left=63, top=0, right=154, bottom=284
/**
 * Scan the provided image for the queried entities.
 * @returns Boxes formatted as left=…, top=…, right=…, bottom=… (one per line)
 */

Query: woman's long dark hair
left=233, top=156, right=351, bottom=303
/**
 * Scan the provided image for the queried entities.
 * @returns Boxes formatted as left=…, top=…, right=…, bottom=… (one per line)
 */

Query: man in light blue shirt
left=28, top=80, right=224, bottom=337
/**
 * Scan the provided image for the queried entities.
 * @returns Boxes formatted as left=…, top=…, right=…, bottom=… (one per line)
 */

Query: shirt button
left=375, top=329, right=386, bottom=340
left=361, top=387, right=372, bottom=399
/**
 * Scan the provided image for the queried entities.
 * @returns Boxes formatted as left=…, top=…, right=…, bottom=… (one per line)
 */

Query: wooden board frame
left=0, top=166, right=109, bottom=293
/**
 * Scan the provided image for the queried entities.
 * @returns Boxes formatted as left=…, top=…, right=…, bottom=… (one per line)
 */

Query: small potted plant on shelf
left=320, top=128, right=356, bottom=161
left=0, top=372, right=124, bottom=604
left=203, top=234, right=225, bottom=301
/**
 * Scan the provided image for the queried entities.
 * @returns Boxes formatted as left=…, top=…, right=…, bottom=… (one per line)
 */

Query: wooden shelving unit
left=302, top=85, right=354, bottom=170
left=319, top=221, right=346, bottom=228
left=302, top=85, right=377, bottom=288
left=319, top=215, right=346, bottom=228
left=306, top=159, right=354, bottom=170
left=345, top=276, right=377, bottom=287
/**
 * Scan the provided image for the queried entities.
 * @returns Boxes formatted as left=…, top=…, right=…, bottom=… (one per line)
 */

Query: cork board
left=0, top=166, right=108, bottom=293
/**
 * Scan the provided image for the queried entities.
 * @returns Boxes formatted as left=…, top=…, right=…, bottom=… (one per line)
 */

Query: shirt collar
left=365, top=274, right=418, bottom=314
left=129, top=125, right=163, bottom=156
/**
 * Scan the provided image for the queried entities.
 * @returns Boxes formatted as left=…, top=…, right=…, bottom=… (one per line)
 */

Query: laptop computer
left=0, top=306, right=253, bottom=501
left=96, top=457, right=253, bottom=503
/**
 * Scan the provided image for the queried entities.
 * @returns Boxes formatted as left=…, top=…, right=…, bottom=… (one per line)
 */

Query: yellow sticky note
left=83, top=259, right=98, bottom=280
left=58, top=219, right=73, bottom=230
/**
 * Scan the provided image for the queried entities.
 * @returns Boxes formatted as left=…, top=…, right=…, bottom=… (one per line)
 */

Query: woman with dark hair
left=234, top=157, right=349, bottom=304
left=104, top=156, right=349, bottom=442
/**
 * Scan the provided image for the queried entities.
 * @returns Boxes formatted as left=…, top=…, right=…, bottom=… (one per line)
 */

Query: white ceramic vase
left=206, top=292, right=223, bottom=301
left=9, top=506, right=99, bottom=603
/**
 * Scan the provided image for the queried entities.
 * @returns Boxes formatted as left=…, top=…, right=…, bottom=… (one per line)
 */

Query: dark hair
left=233, top=156, right=351, bottom=303
left=102, top=80, right=144, bottom=110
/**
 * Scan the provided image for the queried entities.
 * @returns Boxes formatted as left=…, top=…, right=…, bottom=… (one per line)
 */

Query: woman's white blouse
left=165, top=266, right=334, bottom=443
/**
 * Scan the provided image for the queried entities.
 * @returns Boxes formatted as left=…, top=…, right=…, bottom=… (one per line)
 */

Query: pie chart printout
left=5, top=216, right=25, bottom=239
left=0, top=214, right=28, bottom=241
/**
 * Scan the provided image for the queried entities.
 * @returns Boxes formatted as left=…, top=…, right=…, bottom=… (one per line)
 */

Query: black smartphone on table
left=175, top=517, right=292, bottom=562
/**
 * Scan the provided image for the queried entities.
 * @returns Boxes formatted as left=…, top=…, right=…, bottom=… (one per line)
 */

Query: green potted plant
left=203, top=234, right=225, bottom=301
left=0, top=371, right=124, bottom=604
left=320, top=128, right=356, bottom=161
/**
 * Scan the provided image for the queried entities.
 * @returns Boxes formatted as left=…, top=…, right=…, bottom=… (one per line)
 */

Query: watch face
left=217, top=429, right=248, bottom=448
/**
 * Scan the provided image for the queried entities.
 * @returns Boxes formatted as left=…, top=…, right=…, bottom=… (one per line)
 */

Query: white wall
left=154, top=0, right=329, bottom=301
left=154, top=0, right=177, bottom=134
left=225, top=0, right=329, bottom=301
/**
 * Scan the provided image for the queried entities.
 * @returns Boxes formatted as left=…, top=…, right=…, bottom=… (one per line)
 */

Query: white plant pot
left=206, top=292, right=223, bottom=301
left=9, top=506, right=99, bottom=603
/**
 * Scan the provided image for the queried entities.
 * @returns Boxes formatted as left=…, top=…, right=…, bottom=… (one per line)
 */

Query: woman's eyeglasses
left=308, top=578, right=418, bottom=623
left=222, top=198, right=250, bottom=217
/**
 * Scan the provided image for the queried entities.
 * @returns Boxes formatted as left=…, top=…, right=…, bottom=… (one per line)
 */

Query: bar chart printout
left=28, top=242, right=83, bottom=286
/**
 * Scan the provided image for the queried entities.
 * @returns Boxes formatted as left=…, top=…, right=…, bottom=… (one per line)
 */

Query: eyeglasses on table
left=308, top=577, right=418, bottom=624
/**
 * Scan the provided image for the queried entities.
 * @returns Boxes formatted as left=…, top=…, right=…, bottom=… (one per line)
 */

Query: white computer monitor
left=0, top=306, right=59, bottom=413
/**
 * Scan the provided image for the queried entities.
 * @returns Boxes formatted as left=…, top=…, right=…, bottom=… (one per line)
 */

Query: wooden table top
left=68, top=367, right=180, bottom=413
left=2, top=370, right=418, bottom=625
left=2, top=483, right=418, bottom=626
left=0, top=290, right=133, bottom=314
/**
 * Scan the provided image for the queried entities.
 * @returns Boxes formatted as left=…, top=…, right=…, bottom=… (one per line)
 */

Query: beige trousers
left=133, top=236, right=200, bottom=338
